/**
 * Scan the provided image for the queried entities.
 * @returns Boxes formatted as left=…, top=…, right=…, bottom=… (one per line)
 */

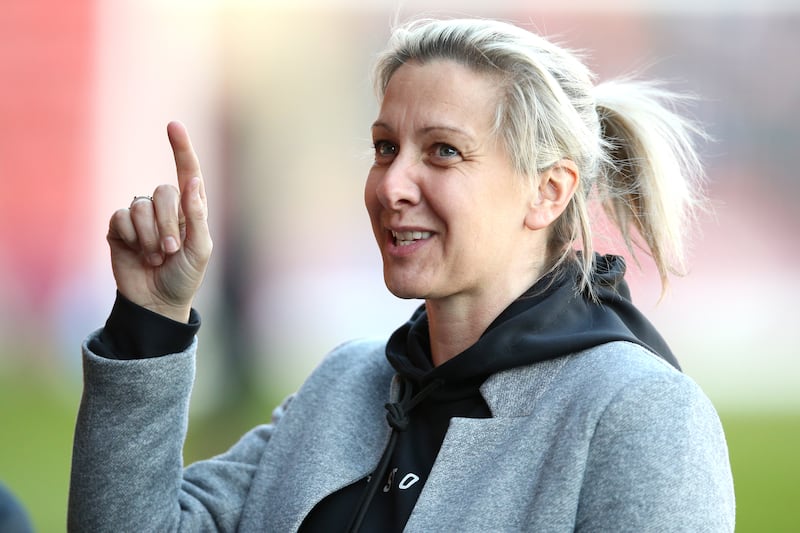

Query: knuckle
left=108, top=209, right=135, bottom=243
left=153, top=183, right=179, bottom=198
left=128, top=199, right=152, bottom=217
left=109, top=208, right=130, bottom=225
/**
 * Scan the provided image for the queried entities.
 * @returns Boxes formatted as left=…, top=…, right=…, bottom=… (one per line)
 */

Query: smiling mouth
left=391, top=230, right=432, bottom=247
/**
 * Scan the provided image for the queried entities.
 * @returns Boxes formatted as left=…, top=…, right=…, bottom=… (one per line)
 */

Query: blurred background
left=1, top=0, right=798, bottom=530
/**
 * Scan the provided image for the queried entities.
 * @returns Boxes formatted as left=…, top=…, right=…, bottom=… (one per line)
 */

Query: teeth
left=391, top=230, right=432, bottom=245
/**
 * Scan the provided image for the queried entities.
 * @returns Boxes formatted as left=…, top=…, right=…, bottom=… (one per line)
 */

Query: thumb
left=181, top=176, right=213, bottom=269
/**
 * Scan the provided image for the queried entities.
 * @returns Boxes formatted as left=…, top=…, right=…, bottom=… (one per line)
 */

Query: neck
left=426, top=300, right=488, bottom=367
left=425, top=273, right=543, bottom=366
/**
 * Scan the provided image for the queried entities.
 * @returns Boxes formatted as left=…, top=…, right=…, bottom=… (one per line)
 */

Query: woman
left=69, top=18, right=735, bottom=532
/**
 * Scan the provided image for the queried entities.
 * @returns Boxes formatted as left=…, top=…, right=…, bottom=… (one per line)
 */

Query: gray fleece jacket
left=69, top=335, right=735, bottom=532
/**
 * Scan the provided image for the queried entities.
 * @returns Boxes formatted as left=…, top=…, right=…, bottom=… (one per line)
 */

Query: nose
left=373, top=155, right=422, bottom=211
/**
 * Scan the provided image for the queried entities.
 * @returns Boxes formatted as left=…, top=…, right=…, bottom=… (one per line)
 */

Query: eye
left=432, top=143, right=461, bottom=159
left=373, top=140, right=397, bottom=160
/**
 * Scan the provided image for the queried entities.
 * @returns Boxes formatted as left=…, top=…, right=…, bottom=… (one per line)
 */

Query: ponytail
left=592, top=80, right=709, bottom=293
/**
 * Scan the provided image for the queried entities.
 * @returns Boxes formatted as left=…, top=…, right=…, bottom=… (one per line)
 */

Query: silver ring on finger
left=130, top=195, right=154, bottom=208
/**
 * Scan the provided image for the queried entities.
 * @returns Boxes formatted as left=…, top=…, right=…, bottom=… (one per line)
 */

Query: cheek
left=363, top=171, right=376, bottom=206
left=364, top=173, right=382, bottom=228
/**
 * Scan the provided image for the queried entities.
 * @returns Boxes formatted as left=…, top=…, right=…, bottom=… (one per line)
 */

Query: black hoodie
left=301, top=254, right=678, bottom=532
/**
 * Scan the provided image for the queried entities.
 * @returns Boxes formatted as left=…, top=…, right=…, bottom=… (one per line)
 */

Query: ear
left=524, top=158, right=580, bottom=231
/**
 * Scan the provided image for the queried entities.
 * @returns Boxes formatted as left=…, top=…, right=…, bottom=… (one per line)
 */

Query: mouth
left=391, top=230, right=433, bottom=247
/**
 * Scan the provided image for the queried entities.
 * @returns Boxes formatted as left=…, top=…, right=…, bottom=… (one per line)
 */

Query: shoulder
left=569, top=341, right=698, bottom=397
left=553, top=344, right=731, bottom=494
left=565, top=344, right=736, bottom=530
left=485, top=342, right=734, bottom=530
left=566, top=342, right=716, bottom=424
left=484, top=341, right=716, bottom=422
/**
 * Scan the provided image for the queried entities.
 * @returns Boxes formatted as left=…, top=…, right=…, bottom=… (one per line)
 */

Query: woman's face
left=365, top=59, right=540, bottom=308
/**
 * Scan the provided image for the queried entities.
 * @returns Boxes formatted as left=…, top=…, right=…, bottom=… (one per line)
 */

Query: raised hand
left=106, top=121, right=213, bottom=322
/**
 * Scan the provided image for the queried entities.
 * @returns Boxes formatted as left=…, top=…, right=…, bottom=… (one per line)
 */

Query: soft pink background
left=1, top=1, right=798, bottom=412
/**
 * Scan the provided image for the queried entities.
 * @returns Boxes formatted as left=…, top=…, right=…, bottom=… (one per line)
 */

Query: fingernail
left=163, top=236, right=179, bottom=253
left=148, top=253, right=164, bottom=266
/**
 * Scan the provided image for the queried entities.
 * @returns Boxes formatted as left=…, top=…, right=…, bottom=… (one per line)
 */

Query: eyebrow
left=371, top=121, right=476, bottom=141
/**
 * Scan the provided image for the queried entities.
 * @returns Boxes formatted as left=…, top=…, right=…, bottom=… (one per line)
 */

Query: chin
left=384, top=283, right=421, bottom=300
left=383, top=275, right=428, bottom=300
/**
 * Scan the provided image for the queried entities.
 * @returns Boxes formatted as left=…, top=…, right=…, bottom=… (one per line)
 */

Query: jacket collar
left=478, top=355, right=572, bottom=417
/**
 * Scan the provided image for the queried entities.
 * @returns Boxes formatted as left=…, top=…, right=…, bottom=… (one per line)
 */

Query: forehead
left=376, top=59, right=502, bottom=133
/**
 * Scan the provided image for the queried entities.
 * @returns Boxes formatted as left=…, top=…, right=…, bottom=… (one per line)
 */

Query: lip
left=383, top=226, right=435, bottom=257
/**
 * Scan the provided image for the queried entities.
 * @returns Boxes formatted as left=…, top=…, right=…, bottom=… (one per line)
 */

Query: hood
left=385, top=253, right=679, bottom=386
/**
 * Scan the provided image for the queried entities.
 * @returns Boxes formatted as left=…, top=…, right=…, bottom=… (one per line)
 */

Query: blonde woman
left=70, top=18, right=735, bottom=532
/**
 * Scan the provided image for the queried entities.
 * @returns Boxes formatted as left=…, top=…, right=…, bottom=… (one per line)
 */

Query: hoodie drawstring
left=345, top=378, right=444, bottom=533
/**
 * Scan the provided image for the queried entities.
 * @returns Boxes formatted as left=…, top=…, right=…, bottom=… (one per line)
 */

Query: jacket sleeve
left=68, top=331, right=288, bottom=532
left=575, top=371, right=736, bottom=532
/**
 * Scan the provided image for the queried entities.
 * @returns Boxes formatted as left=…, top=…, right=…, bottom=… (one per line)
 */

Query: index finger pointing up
left=167, top=121, right=202, bottom=192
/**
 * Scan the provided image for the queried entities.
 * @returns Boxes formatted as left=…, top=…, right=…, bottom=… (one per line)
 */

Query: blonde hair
left=373, top=18, right=708, bottom=298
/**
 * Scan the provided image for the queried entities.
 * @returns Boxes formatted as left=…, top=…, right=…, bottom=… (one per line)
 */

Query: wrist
left=117, top=289, right=193, bottom=324
left=144, top=302, right=192, bottom=324
left=101, top=291, right=201, bottom=359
